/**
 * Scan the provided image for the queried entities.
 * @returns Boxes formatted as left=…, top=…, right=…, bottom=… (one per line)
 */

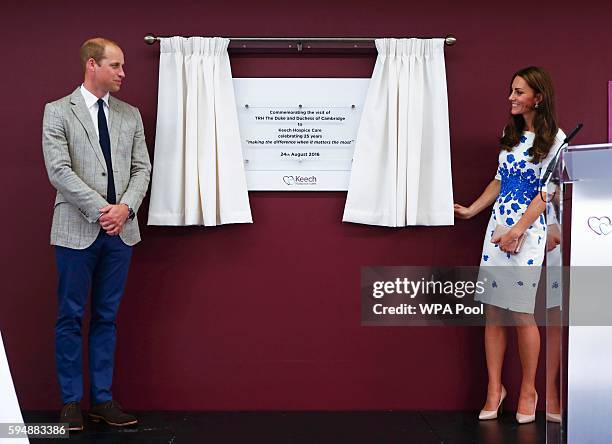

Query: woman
left=454, top=66, right=564, bottom=424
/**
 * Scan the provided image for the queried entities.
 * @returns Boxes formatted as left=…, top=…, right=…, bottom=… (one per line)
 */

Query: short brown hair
left=79, top=38, right=120, bottom=71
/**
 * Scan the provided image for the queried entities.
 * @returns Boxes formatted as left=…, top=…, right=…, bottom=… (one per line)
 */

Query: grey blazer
left=42, top=88, right=151, bottom=249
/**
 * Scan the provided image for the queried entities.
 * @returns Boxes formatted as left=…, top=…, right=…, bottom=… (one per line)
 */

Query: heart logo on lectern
left=587, top=216, right=612, bottom=235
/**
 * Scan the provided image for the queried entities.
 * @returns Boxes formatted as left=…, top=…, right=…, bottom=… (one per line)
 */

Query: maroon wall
left=2, top=0, right=610, bottom=410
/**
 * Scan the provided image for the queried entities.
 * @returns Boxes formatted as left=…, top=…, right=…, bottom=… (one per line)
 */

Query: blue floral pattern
left=490, top=132, right=551, bottom=237
left=476, top=130, right=565, bottom=313
left=497, top=158, right=539, bottom=210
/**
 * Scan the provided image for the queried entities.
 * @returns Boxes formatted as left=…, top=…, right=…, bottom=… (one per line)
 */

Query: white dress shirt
left=80, top=84, right=109, bottom=136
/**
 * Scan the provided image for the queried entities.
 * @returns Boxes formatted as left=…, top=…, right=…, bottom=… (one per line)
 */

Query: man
left=42, top=38, right=151, bottom=431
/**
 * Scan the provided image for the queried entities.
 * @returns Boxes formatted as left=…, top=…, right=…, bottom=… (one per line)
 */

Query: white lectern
left=548, top=143, right=612, bottom=444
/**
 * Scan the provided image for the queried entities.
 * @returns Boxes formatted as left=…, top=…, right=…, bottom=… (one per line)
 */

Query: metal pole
left=144, top=33, right=457, bottom=47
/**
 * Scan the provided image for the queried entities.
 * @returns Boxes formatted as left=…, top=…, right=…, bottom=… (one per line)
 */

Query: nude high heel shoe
left=545, top=412, right=561, bottom=423
left=516, top=392, right=538, bottom=424
left=479, top=386, right=507, bottom=420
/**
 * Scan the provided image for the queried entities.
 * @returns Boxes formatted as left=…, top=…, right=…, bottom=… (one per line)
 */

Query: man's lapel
left=69, top=88, right=107, bottom=169
left=108, top=96, right=123, bottom=163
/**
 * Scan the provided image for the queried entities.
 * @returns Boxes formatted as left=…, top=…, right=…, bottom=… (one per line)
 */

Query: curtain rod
left=143, top=34, right=457, bottom=51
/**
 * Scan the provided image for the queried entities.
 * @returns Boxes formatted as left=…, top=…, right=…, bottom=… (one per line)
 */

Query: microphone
left=540, top=123, right=583, bottom=186
left=563, top=123, right=584, bottom=144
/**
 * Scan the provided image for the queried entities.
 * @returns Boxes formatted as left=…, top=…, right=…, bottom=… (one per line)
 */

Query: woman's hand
left=491, top=228, right=524, bottom=254
left=546, top=224, right=562, bottom=252
left=454, top=180, right=500, bottom=221
left=454, top=203, right=475, bottom=220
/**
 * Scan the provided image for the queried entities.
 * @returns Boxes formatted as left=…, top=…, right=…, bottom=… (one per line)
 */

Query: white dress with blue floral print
left=475, top=130, right=565, bottom=313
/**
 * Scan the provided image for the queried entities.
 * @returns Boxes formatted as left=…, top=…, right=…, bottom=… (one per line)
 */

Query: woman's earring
left=535, top=103, right=540, bottom=109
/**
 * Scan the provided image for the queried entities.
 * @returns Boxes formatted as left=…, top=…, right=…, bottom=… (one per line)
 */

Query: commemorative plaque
left=234, top=78, right=369, bottom=190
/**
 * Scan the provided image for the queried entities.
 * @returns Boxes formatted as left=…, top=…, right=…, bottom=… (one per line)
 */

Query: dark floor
left=24, top=410, right=559, bottom=444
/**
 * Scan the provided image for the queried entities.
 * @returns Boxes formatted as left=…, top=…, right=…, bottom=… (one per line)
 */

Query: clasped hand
left=491, top=229, right=522, bottom=254
left=99, top=204, right=129, bottom=236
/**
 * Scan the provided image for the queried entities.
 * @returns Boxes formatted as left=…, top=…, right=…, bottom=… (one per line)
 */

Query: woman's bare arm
left=454, top=180, right=501, bottom=220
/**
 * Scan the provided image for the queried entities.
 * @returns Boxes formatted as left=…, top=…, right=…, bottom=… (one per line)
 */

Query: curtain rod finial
left=144, top=34, right=157, bottom=45
left=445, top=35, right=457, bottom=46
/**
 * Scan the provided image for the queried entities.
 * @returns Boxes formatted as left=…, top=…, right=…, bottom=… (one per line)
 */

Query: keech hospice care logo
left=283, top=175, right=317, bottom=186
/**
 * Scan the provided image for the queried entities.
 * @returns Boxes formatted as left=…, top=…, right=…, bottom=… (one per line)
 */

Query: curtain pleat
left=343, top=38, right=453, bottom=227
left=148, top=37, right=252, bottom=226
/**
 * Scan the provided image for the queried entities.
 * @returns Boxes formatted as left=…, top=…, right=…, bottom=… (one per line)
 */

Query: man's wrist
left=121, top=203, right=135, bottom=220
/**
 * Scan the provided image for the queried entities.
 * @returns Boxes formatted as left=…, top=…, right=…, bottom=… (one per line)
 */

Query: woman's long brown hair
left=500, top=66, right=559, bottom=163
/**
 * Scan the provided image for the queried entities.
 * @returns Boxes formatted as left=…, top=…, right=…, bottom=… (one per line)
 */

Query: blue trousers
left=55, top=231, right=132, bottom=405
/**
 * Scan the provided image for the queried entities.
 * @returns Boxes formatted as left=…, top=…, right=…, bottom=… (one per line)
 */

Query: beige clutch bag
left=492, top=225, right=527, bottom=254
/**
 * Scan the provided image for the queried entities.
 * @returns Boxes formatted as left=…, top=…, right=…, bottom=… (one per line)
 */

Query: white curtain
left=148, top=37, right=252, bottom=226
left=343, top=38, right=453, bottom=227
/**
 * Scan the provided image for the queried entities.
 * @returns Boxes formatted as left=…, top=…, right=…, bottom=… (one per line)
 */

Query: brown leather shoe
left=88, top=400, right=138, bottom=427
left=60, top=401, right=83, bottom=431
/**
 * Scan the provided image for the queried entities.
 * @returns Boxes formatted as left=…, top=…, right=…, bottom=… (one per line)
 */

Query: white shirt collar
left=80, top=84, right=110, bottom=109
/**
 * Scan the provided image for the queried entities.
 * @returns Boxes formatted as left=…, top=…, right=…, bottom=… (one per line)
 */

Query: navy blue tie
left=97, top=99, right=116, bottom=204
